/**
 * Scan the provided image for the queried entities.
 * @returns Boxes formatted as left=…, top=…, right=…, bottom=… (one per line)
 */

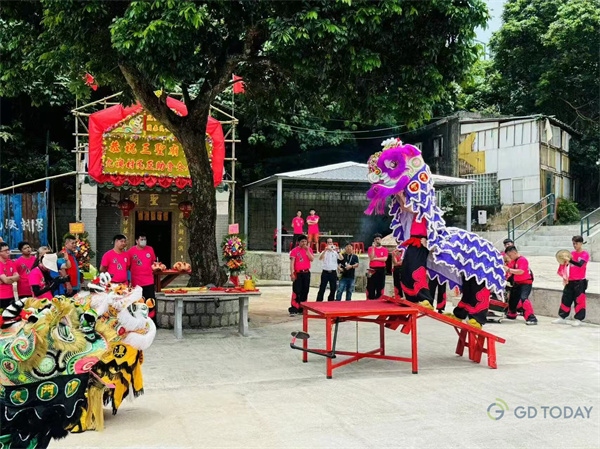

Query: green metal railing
left=507, top=193, right=555, bottom=243
left=580, top=207, right=600, bottom=237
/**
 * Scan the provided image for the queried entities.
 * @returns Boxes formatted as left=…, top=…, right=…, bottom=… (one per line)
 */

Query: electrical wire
left=274, top=119, right=441, bottom=140
left=265, top=114, right=444, bottom=137
left=265, top=121, right=404, bottom=134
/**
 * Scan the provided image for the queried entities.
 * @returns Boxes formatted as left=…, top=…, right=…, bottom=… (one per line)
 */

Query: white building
left=458, top=115, right=578, bottom=205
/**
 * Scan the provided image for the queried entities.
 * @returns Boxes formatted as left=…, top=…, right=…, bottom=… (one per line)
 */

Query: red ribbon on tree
left=84, top=73, right=98, bottom=91
left=233, top=75, right=245, bottom=94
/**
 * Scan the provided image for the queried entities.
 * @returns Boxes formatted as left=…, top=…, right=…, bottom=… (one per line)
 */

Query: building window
left=433, top=136, right=443, bottom=157
left=551, top=126, right=561, bottom=148
left=512, top=178, right=524, bottom=204
left=456, top=173, right=499, bottom=206
left=562, top=154, right=570, bottom=174
left=413, top=142, right=423, bottom=151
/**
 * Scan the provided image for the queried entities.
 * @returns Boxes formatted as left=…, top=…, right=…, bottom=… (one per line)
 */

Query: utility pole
left=46, top=130, right=51, bottom=247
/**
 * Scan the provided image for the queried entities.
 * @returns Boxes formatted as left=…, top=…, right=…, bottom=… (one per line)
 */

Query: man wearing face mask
left=127, top=234, right=157, bottom=321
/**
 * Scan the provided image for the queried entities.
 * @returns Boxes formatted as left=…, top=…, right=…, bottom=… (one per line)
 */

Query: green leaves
left=2, top=0, right=488, bottom=154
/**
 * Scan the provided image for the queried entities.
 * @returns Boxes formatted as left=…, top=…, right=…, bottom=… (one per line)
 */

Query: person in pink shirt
left=0, top=242, right=19, bottom=311
left=100, top=234, right=129, bottom=284
left=15, top=241, right=35, bottom=298
left=505, top=246, right=538, bottom=325
left=291, top=210, right=305, bottom=248
left=29, top=253, right=59, bottom=301
left=288, top=235, right=314, bottom=316
left=554, top=235, right=590, bottom=326
left=128, top=234, right=157, bottom=321
left=306, top=209, right=320, bottom=250
left=367, top=234, right=389, bottom=299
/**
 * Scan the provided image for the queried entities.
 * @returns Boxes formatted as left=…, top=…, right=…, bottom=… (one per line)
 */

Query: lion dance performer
left=365, top=139, right=506, bottom=328
left=0, top=275, right=156, bottom=447
left=71, top=277, right=156, bottom=431
left=0, top=296, right=115, bottom=448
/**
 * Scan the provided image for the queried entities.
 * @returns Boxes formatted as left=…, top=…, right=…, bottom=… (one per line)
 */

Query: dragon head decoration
left=365, top=138, right=431, bottom=215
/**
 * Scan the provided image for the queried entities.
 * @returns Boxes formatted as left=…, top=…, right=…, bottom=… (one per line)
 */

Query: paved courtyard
left=58, top=285, right=599, bottom=449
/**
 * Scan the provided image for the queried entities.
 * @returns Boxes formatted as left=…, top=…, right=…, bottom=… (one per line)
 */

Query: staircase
left=515, top=225, right=580, bottom=257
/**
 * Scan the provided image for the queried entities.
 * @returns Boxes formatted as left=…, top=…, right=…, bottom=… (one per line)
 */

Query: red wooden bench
left=382, top=295, right=506, bottom=369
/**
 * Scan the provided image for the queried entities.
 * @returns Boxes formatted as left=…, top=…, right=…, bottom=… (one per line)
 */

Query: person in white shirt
left=316, top=238, right=340, bottom=302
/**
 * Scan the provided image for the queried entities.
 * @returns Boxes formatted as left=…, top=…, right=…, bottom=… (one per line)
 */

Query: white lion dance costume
left=0, top=276, right=156, bottom=448
left=365, top=139, right=506, bottom=328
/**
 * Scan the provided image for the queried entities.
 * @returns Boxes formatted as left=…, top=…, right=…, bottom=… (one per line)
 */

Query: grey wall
left=398, top=116, right=459, bottom=177
left=52, top=202, right=76, bottom=249
left=96, top=205, right=122, bottom=262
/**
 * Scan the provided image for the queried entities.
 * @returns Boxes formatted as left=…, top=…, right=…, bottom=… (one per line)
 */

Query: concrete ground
left=58, top=286, right=600, bottom=449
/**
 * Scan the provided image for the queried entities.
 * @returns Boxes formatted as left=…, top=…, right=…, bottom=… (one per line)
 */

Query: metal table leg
left=174, top=297, right=183, bottom=339
left=239, top=296, right=249, bottom=336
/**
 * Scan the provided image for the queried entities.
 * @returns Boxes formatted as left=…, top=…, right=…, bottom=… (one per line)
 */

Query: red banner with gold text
left=88, top=98, right=224, bottom=188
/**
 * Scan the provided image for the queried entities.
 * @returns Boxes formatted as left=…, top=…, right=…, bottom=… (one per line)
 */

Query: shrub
left=556, top=199, right=580, bottom=224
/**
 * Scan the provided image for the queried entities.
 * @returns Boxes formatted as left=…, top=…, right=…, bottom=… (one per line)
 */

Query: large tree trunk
left=119, top=64, right=227, bottom=285
left=177, top=126, right=228, bottom=286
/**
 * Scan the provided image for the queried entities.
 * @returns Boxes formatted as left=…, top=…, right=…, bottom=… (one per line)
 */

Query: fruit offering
left=152, top=262, right=167, bottom=271
left=173, top=261, right=191, bottom=272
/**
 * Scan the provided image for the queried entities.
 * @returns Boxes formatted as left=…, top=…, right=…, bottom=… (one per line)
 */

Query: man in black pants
left=449, top=276, right=490, bottom=329
left=367, top=234, right=388, bottom=300
left=288, top=235, right=314, bottom=316
left=428, top=277, right=447, bottom=312
left=316, top=238, right=340, bottom=301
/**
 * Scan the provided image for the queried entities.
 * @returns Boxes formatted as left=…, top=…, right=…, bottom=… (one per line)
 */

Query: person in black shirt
left=336, top=244, right=359, bottom=301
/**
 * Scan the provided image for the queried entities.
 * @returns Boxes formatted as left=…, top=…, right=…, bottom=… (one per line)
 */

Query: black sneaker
left=505, top=315, right=516, bottom=320
left=525, top=316, right=538, bottom=325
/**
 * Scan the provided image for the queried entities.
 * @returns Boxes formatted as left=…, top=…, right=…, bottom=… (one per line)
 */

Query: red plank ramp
left=381, top=295, right=506, bottom=369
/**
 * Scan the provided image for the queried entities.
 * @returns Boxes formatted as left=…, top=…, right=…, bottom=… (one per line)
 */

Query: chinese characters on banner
left=0, top=192, right=48, bottom=248
left=103, top=137, right=191, bottom=177
left=101, top=112, right=213, bottom=178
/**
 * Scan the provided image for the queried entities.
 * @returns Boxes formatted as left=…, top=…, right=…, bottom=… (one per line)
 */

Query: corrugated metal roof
left=244, top=162, right=475, bottom=188
left=277, top=161, right=368, bottom=181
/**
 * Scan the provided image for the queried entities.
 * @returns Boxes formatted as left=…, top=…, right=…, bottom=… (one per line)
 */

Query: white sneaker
left=552, top=318, right=569, bottom=325
left=570, top=320, right=582, bottom=327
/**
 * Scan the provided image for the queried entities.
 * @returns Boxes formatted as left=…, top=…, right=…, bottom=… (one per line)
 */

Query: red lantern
left=178, top=200, right=193, bottom=218
left=117, top=199, right=135, bottom=217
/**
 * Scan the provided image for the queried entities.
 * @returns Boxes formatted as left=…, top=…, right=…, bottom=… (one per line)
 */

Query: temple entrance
left=134, top=211, right=172, bottom=267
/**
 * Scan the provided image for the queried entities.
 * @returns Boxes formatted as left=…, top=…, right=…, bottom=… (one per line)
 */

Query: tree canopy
left=1, top=0, right=489, bottom=283
left=489, top=0, right=599, bottom=130
left=2, top=0, right=488, bottom=125
left=475, top=0, right=600, bottom=206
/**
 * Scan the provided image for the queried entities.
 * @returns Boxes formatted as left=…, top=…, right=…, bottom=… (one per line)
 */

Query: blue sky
left=475, top=0, right=507, bottom=44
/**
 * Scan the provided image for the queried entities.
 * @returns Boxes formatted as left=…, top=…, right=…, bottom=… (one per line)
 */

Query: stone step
left=529, top=227, right=580, bottom=236
left=519, top=246, right=565, bottom=256
left=520, top=236, right=573, bottom=245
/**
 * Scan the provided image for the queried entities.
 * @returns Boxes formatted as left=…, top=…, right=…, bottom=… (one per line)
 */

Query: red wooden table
left=154, top=269, right=191, bottom=292
left=300, top=300, right=419, bottom=379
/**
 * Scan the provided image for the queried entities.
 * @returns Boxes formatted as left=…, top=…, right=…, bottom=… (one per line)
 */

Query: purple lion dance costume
left=365, top=138, right=506, bottom=327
